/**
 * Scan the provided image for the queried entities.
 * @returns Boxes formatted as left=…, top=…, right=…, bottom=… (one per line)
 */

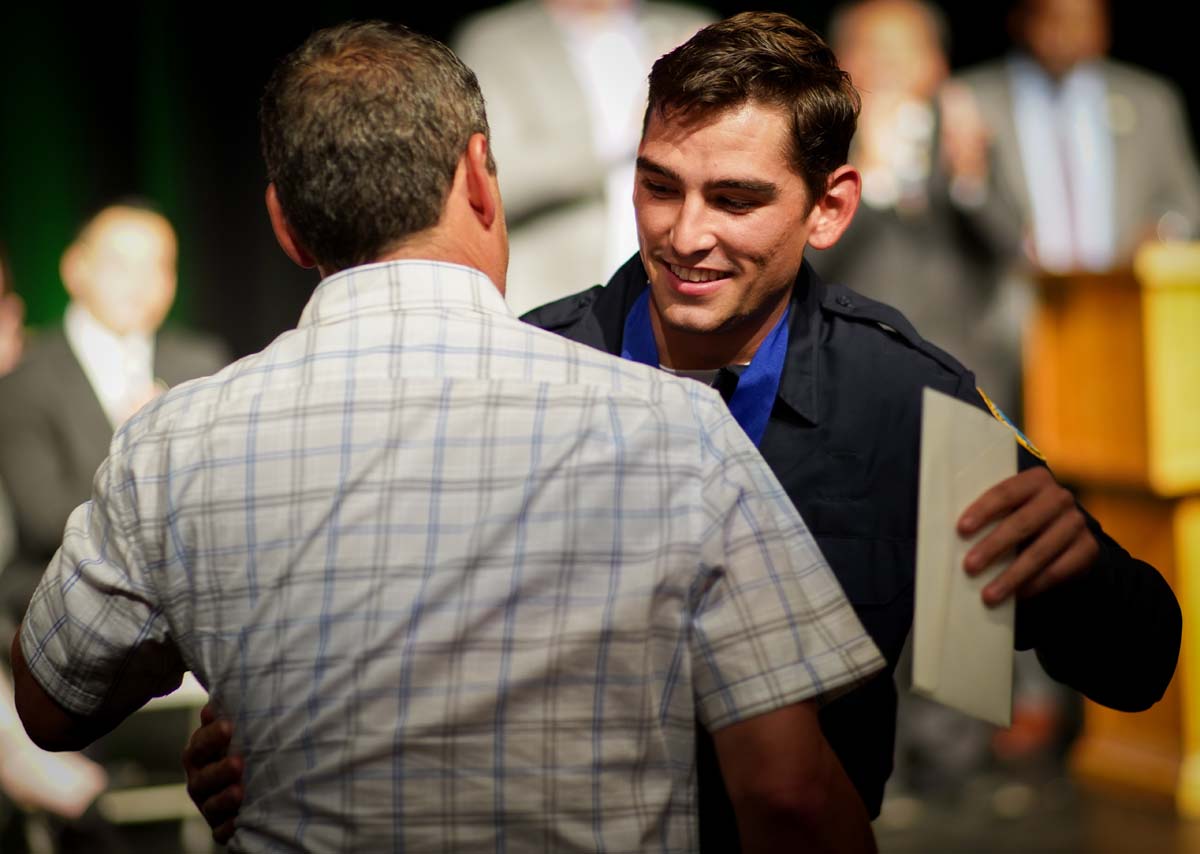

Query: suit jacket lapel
left=46, top=329, right=113, bottom=472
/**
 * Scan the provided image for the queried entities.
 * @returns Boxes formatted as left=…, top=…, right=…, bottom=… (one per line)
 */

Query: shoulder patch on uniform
left=977, top=386, right=1046, bottom=461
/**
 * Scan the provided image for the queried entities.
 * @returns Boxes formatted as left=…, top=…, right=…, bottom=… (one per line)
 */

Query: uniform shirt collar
left=297, top=259, right=511, bottom=329
left=603, top=253, right=824, bottom=426
left=774, top=259, right=822, bottom=425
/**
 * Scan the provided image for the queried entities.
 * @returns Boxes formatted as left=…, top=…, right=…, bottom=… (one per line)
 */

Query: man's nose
left=669, top=196, right=718, bottom=258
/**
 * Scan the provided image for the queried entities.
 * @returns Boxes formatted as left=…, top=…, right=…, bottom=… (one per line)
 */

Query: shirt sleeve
left=689, top=405, right=885, bottom=733
left=18, top=450, right=183, bottom=717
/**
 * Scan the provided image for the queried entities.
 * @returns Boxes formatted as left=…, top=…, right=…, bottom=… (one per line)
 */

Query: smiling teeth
left=669, top=263, right=726, bottom=283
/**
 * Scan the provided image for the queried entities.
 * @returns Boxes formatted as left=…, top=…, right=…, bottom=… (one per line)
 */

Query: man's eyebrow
left=636, top=157, right=681, bottom=183
left=635, top=157, right=778, bottom=198
left=709, top=178, right=778, bottom=198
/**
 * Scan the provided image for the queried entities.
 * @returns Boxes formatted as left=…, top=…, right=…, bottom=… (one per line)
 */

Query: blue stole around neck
left=620, top=288, right=790, bottom=446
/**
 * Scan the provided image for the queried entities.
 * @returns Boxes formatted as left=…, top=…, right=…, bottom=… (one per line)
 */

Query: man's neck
left=318, top=232, right=505, bottom=298
left=648, top=287, right=792, bottom=370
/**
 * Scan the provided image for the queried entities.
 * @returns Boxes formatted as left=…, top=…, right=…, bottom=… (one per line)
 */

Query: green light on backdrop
left=0, top=11, right=84, bottom=327
left=139, top=6, right=193, bottom=327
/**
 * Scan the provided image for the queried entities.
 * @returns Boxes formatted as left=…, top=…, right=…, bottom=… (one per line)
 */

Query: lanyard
left=621, top=289, right=790, bottom=446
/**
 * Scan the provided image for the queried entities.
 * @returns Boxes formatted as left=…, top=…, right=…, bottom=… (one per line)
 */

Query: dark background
left=1, top=2, right=1193, bottom=357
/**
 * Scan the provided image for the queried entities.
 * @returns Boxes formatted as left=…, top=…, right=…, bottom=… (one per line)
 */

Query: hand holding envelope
left=912, top=388, right=1102, bottom=726
left=912, top=388, right=1016, bottom=726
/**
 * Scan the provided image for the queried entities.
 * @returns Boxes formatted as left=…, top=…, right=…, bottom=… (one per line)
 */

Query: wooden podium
left=1023, top=243, right=1200, bottom=812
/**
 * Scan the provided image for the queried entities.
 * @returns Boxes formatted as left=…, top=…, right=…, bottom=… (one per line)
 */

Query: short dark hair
left=260, top=21, right=493, bottom=273
left=645, top=11, right=859, bottom=204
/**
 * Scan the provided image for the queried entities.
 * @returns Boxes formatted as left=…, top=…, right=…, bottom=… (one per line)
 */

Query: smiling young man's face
left=634, top=101, right=822, bottom=369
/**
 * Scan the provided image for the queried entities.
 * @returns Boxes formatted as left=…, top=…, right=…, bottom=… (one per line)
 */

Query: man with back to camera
left=185, top=10, right=1181, bottom=850
left=10, top=20, right=886, bottom=853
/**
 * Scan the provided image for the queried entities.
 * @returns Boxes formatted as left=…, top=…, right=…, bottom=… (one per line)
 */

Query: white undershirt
left=63, top=302, right=156, bottom=429
left=660, top=365, right=721, bottom=386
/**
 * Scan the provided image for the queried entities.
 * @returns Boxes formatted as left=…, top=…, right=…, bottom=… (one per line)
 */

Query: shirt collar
left=64, top=300, right=154, bottom=358
left=297, top=259, right=511, bottom=329
left=773, top=259, right=822, bottom=425
left=1008, top=51, right=1105, bottom=94
left=63, top=301, right=156, bottom=429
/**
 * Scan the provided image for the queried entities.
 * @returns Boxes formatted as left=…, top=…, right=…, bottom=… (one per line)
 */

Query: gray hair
left=260, top=21, right=494, bottom=273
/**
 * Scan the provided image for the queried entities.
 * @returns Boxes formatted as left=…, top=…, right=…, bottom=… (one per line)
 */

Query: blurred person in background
left=453, top=0, right=714, bottom=315
left=0, top=202, right=229, bottom=636
left=812, top=0, right=1021, bottom=415
left=0, top=241, right=110, bottom=854
left=953, top=0, right=1200, bottom=273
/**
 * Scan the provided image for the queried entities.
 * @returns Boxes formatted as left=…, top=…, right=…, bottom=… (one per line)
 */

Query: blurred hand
left=0, top=291, right=25, bottom=376
left=938, top=82, right=991, bottom=188
left=182, top=702, right=243, bottom=845
left=958, top=466, right=1099, bottom=606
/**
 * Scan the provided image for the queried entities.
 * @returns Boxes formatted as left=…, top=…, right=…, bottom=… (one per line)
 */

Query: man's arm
left=12, top=442, right=187, bottom=753
left=712, top=700, right=876, bottom=854
left=11, top=626, right=110, bottom=751
left=10, top=621, right=171, bottom=752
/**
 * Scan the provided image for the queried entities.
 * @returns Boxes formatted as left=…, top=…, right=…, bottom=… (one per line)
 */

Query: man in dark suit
left=0, top=202, right=229, bottom=635
left=954, top=0, right=1200, bottom=270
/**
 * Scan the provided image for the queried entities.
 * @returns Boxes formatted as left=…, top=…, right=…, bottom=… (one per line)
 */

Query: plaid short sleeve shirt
left=21, top=260, right=883, bottom=852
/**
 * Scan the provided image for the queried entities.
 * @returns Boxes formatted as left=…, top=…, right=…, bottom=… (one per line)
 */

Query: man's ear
left=805, top=165, right=862, bottom=251
left=463, top=133, right=499, bottom=229
left=265, top=184, right=317, bottom=269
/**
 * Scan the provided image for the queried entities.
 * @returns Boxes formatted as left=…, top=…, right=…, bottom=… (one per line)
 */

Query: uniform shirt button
left=836, top=295, right=852, bottom=308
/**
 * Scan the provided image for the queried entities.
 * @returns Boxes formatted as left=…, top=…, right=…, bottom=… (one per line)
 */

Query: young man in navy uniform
left=183, top=11, right=1180, bottom=848
left=521, top=11, right=1179, bottom=844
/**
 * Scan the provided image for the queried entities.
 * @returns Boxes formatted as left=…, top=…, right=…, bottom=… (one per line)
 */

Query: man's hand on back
left=182, top=703, right=244, bottom=845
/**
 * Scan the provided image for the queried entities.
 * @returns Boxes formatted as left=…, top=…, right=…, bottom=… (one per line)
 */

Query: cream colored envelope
left=912, top=387, right=1016, bottom=726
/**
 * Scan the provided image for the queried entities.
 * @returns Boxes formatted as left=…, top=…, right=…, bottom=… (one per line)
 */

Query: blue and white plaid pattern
left=21, top=260, right=883, bottom=853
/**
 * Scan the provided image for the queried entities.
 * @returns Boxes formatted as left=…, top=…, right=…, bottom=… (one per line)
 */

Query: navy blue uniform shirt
left=523, top=253, right=1181, bottom=841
